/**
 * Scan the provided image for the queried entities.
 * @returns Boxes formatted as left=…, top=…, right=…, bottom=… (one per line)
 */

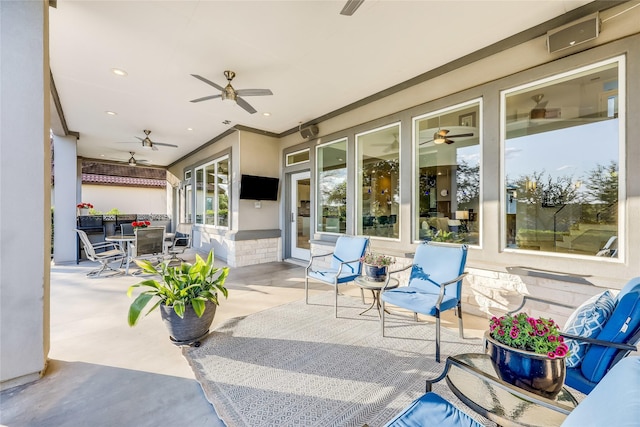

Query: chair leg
left=435, top=311, right=441, bottom=363
left=381, top=300, right=386, bottom=336
left=334, top=284, right=338, bottom=318
left=305, top=277, right=309, bottom=304
left=360, top=287, right=365, bottom=304
left=414, top=312, right=418, bottom=322
left=457, top=303, right=464, bottom=339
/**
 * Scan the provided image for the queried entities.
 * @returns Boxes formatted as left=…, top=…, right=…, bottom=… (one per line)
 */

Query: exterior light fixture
left=111, top=68, right=128, bottom=76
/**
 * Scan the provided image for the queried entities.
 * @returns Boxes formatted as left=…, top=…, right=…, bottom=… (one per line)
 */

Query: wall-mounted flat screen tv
left=239, top=174, right=280, bottom=201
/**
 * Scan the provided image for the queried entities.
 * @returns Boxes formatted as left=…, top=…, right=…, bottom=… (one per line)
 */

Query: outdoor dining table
left=105, top=234, right=136, bottom=275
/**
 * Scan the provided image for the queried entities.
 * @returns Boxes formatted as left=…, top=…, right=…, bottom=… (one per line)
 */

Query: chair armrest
left=560, top=332, right=638, bottom=352
left=381, top=264, right=413, bottom=291
left=434, top=272, right=468, bottom=308
left=92, top=241, right=123, bottom=251
left=306, top=251, right=334, bottom=270
left=509, top=295, right=577, bottom=314
left=335, top=258, right=364, bottom=276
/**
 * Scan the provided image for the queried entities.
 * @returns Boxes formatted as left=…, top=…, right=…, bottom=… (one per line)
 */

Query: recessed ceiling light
left=262, top=112, right=271, bottom=117
left=100, top=154, right=105, bottom=157
left=187, top=127, right=193, bottom=131
left=111, top=68, right=128, bottom=76
left=105, top=111, right=117, bottom=116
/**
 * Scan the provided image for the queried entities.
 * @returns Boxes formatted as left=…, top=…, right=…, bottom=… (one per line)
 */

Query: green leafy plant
left=360, top=252, right=394, bottom=267
left=127, top=252, right=229, bottom=326
left=489, top=312, right=569, bottom=358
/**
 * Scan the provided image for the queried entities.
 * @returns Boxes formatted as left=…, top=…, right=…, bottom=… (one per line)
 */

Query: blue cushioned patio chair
left=510, top=276, right=640, bottom=394
left=305, top=236, right=369, bottom=317
left=384, top=356, right=640, bottom=427
left=381, top=242, right=468, bottom=362
left=562, top=277, right=640, bottom=394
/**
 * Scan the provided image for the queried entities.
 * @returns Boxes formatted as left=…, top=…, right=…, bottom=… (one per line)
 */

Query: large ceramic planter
left=484, top=331, right=566, bottom=398
left=160, top=301, right=217, bottom=344
left=364, top=264, right=387, bottom=282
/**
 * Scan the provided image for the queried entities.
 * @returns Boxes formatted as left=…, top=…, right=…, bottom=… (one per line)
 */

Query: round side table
left=354, top=276, right=399, bottom=317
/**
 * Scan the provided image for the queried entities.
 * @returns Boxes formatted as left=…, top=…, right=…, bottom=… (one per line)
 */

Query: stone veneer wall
left=226, top=237, right=281, bottom=267
left=309, top=241, right=608, bottom=327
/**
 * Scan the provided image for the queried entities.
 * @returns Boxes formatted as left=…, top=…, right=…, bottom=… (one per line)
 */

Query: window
left=414, top=101, right=481, bottom=245
left=357, top=123, right=400, bottom=239
left=286, top=149, right=310, bottom=166
left=502, top=57, right=622, bottom=257
left=194, top=155, right=230, bottom=228
left=317, top=138, right=347, bottom=234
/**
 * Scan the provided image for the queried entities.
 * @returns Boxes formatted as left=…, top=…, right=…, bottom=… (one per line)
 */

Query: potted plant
left=360, top=252, right=395, bottom=282
left=77, top=202, right=93, bottom=216
left=131, top=220, right=151, bottom=229
left=127, top=251, right=229, bottom=345
left=486, top=312, right=569, bottom=398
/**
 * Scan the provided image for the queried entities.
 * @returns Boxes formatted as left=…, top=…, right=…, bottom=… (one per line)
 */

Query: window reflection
left=414, top=103, right=481, bottom=245
left=193, top=155, right=230, bottom=229
left=317, top=139, right=347, bottom=234
left=357, top=124, right=400, bottom=239
left=503, top=59, right=620, bottom=257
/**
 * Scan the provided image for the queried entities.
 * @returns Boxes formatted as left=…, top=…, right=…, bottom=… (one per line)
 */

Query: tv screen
left=239, top=174, right=280, bottom=201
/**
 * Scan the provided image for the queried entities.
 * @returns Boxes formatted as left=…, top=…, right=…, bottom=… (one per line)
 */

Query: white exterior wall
left=81, top=185, right=167, bottom=215
left=52, top=134, right=78, bottom=264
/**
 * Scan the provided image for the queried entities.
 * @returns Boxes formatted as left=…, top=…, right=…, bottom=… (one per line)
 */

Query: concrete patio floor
left=0, top=251, right=488, bottom=427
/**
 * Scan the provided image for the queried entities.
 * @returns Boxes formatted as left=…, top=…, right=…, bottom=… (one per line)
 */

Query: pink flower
left=548, top=335, right=556, bottom=342
left=510, top=327, right=520, bottom=339
left=547, top=352, right=556, bottom=359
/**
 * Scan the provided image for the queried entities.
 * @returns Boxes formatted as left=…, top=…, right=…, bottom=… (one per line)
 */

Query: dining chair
left=131, top=226, right=166, bottom=268
left=305, top=235, right=369, bottom=317
left=165, top=223, right=192, bottom=263
left=75, top=229, right=126, bottom=277
left=381, top=242, right=468, bottom=362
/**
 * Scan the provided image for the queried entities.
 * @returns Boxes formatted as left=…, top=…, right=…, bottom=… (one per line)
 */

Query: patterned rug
left=183, top=291, right=486, bottom=427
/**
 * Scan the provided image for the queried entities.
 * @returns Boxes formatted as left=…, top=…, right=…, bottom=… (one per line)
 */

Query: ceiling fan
left=125, top=152, right=149, bottom=167
left=340, top=0, right=365, bottom=15
left=190, top=71, right=273, bottom=114
left=529, top=93, right=549, bottom=119
left=420, top=129, right=474, bottom=145
left=373, top=134, right=399, bottom=152
left=118, top=130, right=178, bottom=151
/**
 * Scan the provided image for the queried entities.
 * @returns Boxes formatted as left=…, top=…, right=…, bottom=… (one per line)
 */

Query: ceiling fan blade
left=235, top=89, right=273, bottom=97
left=236, top=96, right=257, bottom=114
left=190, top=94, right=222, bottom=103
left=446, top=133, right=474, bottom=138
left=340, top=0, right=364, bottom=15
left=135, top=136, right=144, bottom=142
left=151, top=145, right=159, bottom=151
left=419, top=138, right=434, bottom=145
left=191, top=74, right=225, bottom=91
left=152, top=142, right=178, bottom=148
left=445, top=139, right=456, bottom=145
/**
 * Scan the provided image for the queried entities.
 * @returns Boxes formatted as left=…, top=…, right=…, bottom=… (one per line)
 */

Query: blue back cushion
left=616, top=277, right=640, bottom=302
left=408, top=243, right=467, bottom=297
left=563, top=290, right=616, bottom=368
left=330, top=236, right=369, bottom=275
left=580, top=290, right=640, bottom=383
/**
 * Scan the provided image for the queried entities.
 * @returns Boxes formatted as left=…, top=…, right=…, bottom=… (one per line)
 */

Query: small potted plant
left=360, top=252, right=395, bottom=282
left=486, top=312, right=569, bottom=398
left=132, top=220, right=151, bottom=229
left=76, top=202, right=93, bottom=216
left=127, top=251, right=229, bottom=345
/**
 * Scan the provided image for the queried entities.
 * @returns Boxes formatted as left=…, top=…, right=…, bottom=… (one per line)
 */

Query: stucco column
left=53, top=134, right=78, bottom=264
left=0, top=1, right=51, bottom=387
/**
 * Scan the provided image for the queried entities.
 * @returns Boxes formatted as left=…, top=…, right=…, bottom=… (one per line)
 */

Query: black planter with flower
left=487, top=312, right=569, bottom=398
left=360, top=252, right=394, bottom=282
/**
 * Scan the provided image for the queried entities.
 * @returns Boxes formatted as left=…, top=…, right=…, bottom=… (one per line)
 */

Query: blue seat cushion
left=381, top=287, right=459, bottom=316
left=384, top=392, right=482, bottom=427
left=580, top=290, right=640, bottom=383
left=564, top=366, right=597, bottom=395
left=563, top=290, right=616, bottom=368
left=307, top=269, right=358, bottom=285
left=562, top=357, right=640, bottom=427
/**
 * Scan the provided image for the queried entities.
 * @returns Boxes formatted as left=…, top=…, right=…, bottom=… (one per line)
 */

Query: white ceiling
left=49, top=0, right=597, bottom=167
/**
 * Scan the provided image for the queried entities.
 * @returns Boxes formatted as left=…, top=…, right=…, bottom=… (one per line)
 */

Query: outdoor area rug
left=183, top=291, right=486, bottom=427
